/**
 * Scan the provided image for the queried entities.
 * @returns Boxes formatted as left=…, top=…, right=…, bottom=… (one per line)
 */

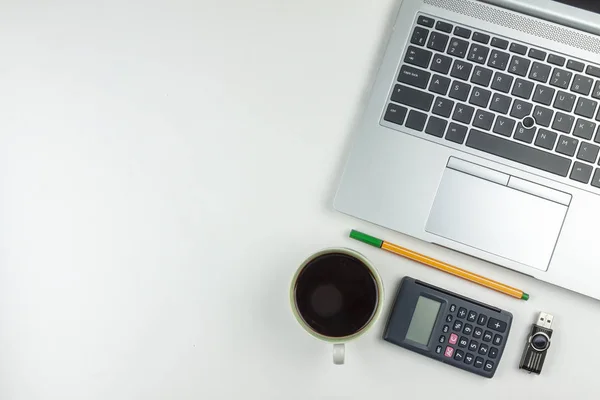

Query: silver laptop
left=334, top=0, right=600, bottom=300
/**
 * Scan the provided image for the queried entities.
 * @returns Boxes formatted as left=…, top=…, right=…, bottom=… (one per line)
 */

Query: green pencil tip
left=522, top=292, right=530, bottom=301
left=349, top=230, right=383, bottom=248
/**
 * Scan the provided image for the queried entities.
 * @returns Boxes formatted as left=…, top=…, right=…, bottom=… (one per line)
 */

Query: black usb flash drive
left=519, top=312, right=554, bottom=374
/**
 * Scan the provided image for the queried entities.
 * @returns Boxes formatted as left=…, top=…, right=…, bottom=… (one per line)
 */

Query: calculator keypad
left=442, top=305, right=506, bottom=375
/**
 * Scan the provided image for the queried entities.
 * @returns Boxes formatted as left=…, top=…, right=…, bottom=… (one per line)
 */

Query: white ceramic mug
left=290, top=248, right=384, bottom=364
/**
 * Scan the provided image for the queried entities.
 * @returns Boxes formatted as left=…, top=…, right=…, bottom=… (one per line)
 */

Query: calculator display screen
left=405, top=296, right=441, bottom=345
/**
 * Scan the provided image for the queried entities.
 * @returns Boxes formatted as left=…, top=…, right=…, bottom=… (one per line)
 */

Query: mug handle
left=333, top=343, right=345, bottom=365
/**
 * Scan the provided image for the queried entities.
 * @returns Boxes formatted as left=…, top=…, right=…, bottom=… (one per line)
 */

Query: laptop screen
left=554, top=0, right=600, bottom=13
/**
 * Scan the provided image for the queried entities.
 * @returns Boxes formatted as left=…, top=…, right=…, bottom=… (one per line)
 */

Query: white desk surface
left=0, top=0, right=597, bottom=398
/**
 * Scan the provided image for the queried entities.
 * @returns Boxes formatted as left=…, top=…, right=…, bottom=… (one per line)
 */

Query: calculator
left=383, top=277, right=513, bottom=378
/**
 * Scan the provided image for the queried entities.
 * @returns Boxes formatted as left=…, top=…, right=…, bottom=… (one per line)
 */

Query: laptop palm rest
left=426, top=158, right=571, bottom=272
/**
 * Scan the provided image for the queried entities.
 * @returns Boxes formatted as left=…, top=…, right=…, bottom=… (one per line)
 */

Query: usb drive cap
left=536, top=312, right=554, bottom=329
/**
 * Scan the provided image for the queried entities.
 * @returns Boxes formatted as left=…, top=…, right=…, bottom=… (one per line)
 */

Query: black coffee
left=294, top=252, right=379, bottom=338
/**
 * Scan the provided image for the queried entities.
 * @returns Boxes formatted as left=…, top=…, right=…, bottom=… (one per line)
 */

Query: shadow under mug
left=290, top=248, right=384, bottom=364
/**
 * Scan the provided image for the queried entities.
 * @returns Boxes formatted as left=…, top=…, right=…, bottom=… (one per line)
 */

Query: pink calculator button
left=444, top=346, right=454, bottom=358
left=449, top=333, right=458, bottom=345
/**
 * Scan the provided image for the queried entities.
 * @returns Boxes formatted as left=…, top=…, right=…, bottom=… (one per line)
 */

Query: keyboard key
left=391, top=84, right=434, bottom=111
left=411, top=26, right=429, bottom=46
left=428, top=74, right=451, bottom=95
left=508, top=56, right=530, bottom=76
left=512, top=78, right=534, bottom=99
left=446, top=123, right=468, bottom=144
left=436, top=21, right=453, bottom=33
left=417, top=15, right=435, bottom=27
left=532, top=84, right=555, bottom=106
left=465, top=353, right=475, bottom=365
left=489, top=347, right=499, bottom=359
left=586, top=65, right=600, bottom=78
left=473, top=109, right=495, bottom=131
left=553, top=91, right=576, bottom=112
left=493, top=116, right=516, bottom=137
left=433, top=97, right=455, bottom=117
left=425, top=116, right=448, bottom=138
left=483, top=330, right=493, bottom=342
left=444, top=346, right=454, bottom=358
left=529, top=48, right=547, bottom=61
left=439, top=335, right=446, bottom=344
left=454, top=349, right=465, bottom=362
left=491, top=37, right=508, bottom=49
left=466, top=129, right=572, bottom=177
left=548, top=54, right=566, bottom=66
left=514, top=123, right=536, bottom=143
left=556, top=135, right=579, bottom=157
left=591, top=169, right=600, bottom=188
left=567, top=59, right=585, bottom=72
left=449, top=81, right=471, bottom=101
left=472, top=32, right=490, bottom=44
left=443, top=324, right=450, bottom=333
left=469, top=87, right=491, bottom=108
left=449, top=332, right=459, bottom=345
left=405, top=46, right=433, bottom=69
left=398, top=65, right=431, bottom=89
left=477, top=314, right=487, bottom=326
left=467, top=311, right=477, bottom=322
left=468, top=340, right=478, bottom=352
left=530, top=107, right=552, bottom=130
left=463, top=324, right=473, bottom=335
left=510, top=99, right=533, bottom=119
left=571, top=74, right=594, bottom=96
left=488, top=50, right=510, bottom=71
left=450, top=60, right=473, bottom=80
left=491, top=72, right=513, bottom=93
left=595, top=127, right=600, bottom=143
left=478, top=343, right=489, bottom=355
left=484, top=360, right=494, bottom=372
left=427, top=31, right=450, bottom=52
left=406, top=110, right=428, bottom=131
left=458, top=336, right=468, bottom=348
left=467, top=43, right=490, bottom=64
left=452, top=103, right=475, bottom=124
left=550, top=68, right=573, bottom=89
left=571, top=161, right=593, bottom=183
left=577, top=142, right=600, bottom=163
left=471, top=66, right=493, bottom=87
left=575, top=98, right=598, bottom=119
left=474, top=357, right=485, bottom=369
left=490, top=93, right=512, bottom=114
left=447, top=38, right=469, bottom=58
left=454, top=26, right=471, bottom=39
left=574, top=118, right=596, bottom=140
left=535, top=129, right=557, bottom=150
left=509, top=42, right=527, bottom=55
left=384, top=104, right=408, bottom=125
left=529, top=62, right=551, bottom=83
left=430, top=53, right=452, bottom=74
left=493, top=334, right=503, bottom=346
left=552, top=112, right=575, bottom=133
left=446, top=314, right=453, bottom=322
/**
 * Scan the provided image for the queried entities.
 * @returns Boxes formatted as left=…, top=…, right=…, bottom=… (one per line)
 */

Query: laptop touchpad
left=426, top=159, right=570, bottom=272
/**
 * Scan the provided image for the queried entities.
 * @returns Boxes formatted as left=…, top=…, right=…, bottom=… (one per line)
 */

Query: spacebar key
left=466, top=129, right=571, bottom=177
left=391, top=84, right=434, bottom=112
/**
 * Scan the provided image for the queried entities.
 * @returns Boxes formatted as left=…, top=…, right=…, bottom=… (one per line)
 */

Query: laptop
left=334, top=0, right=600, bottom=300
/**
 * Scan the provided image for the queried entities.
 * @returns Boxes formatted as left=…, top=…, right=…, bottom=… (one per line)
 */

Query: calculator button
left=458, top=307, right=467, bottom=319
left=484, top=360, right=495, bottom=372
left=477, top=314, right=488, bottom=326
left=493, top=334, right=503, bottom=346
left=489, top=347, right=499, bottom=359
left=487, top=317, right=507, bottom=332
left=439, top=335, right=446, bottom=343
left=436, top=345, right=443, bottom=354
left=454, top=349, right=465, bottom=361
left=446, top=315, right=453, bottom=323
left=449, top=304, right=457, bottom=313
left=467, top=311, right=477, bottom=322
left=478, top=343, right=489, bottom=355
left=458, top=336, right=468, bottom=348
left=444, top=346, right=455, bottom=358
left=453, top=320, right=463, bottom=331
left=483, top=331, right=493, bottom=342
left=468, top=340, right=478, bottom=352
left=464, top=353, right=475, bottom=365
left=474, top=357, right=485, bottom=368
left=473, top=327, right=483, bottom=339
left=449, top=333, right=459, bottom=345
left=463, top=323, right=473, bottom=335
left=442, top=325, right=450, bottom=333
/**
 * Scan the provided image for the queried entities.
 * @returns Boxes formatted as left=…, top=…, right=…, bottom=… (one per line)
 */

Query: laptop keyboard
left=383, top=14, right=600, bottom=189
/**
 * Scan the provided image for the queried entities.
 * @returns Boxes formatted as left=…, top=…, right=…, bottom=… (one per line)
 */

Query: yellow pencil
left=350, top=229, right=529, bottom=300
